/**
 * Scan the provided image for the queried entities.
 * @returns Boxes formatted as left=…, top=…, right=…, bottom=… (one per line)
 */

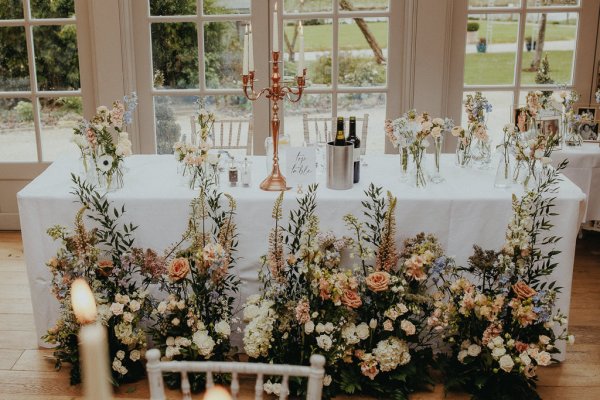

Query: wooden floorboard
left=0, top=230, right=598, bottom=399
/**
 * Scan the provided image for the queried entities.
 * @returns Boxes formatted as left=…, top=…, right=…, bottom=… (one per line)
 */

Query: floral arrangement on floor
left=173, top=99, right=220, bottom=189
left=150, top=178, right=239, bottom=392
left=385, top=110, right=453, bottom=187
left=431, top=160, right=573, bottom=400
left=43, top=174, right=157, bottom=385
left=464, top=92, right=492, bottom=168
left=72, top=93, right=137, bottom=191
left=340, top=184, right=448, bottom=399
left=243, top=184, right=364, bottom=398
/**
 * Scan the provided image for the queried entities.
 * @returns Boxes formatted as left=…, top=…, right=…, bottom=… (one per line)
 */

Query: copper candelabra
left=242, top=51, right=306, bottom=191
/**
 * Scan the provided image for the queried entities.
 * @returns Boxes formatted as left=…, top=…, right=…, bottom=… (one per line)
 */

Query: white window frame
left=447, top=0, right=600, bottom=125
left=0, top=0, right=93, bottom=164
left=131, top=0, right=405, bottom=155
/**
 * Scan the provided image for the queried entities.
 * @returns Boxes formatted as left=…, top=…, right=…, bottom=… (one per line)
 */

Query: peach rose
left=512, top=281, right=536, bottom=300
left=515, top=341, right=529, bottom=353
left=319, top=278, right=331, bottom=300
left=168, top=257, right=190, bottom=281
left=341, top=289, right=362, bottom=309
left=365, top=271, right=391, bottom=292
left=97, top=260, right=114, bottom=277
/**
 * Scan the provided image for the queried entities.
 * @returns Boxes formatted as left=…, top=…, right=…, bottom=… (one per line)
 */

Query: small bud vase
left=430, top=135, right=445, bottom=184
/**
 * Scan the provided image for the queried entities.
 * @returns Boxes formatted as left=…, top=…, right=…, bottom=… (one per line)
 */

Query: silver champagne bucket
left=326, top=142, right=353, bottom=190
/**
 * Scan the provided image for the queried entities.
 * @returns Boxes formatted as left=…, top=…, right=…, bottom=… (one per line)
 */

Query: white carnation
left=304, top=320, right=315, bottom=334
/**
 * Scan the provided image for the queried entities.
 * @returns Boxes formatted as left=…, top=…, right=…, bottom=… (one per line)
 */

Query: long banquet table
left=553, top=142, right=600, bottom=222
left=18, top=154, right=585, bottom=359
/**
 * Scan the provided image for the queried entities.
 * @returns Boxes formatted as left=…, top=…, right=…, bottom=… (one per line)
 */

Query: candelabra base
left=260, top=165, right=290, bottom=191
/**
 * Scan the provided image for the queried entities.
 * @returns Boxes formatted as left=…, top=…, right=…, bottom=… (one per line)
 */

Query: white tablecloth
left=553, top=142, right=600, bottom=221
left=18, top=154, right=585, bottom=360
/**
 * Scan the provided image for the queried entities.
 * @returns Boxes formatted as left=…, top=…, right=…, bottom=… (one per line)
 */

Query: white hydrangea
left=243, top=300, right=277, bottom=358
left=215, top=320, right=231, bottom=337
left=192, top=330, right=215, bottom=357
left=373, top=337, right=410, bottom=372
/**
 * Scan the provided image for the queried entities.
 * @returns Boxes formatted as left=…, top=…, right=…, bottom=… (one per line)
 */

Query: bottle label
left=353, top=147, right=361, bottom=162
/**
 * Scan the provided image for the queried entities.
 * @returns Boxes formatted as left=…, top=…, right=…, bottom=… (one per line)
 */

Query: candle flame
left=299, top=21, right=303, bottom=34
left=274, top=1, right=278, bottom=12
left=71, top=278, right=97, bottom=325
left=203, top=386, right=232, bottom=400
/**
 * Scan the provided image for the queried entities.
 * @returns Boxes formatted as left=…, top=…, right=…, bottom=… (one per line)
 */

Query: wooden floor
left=0, top=231, right=599, bottom=399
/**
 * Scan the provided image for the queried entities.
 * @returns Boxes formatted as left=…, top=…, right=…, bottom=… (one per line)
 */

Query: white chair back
left=146, top=348, right=326, bottom=400
left=190, top=116, right=254, bottom=155
left=302, top=113, right=369, bottom=154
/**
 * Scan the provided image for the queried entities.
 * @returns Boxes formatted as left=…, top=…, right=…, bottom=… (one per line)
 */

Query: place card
left=285, top=147, right=316, bottom=187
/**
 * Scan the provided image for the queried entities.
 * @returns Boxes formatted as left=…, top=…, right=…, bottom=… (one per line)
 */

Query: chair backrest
left=302, top=113, right=369, bottom=154
left=190, top=116, right=254, bottom=155
left=146, top=348, right=326, bottom=400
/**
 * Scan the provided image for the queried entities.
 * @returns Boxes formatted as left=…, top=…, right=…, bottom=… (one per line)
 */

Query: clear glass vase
left=473, top=138, right=492, bottom=170
left=411, top=148, right=427, bottom=188
left=494, top=156, right=513, bottom=189
left=455, top=139, right=471, bottom=168
left=430, top=135, right=445, bottom=184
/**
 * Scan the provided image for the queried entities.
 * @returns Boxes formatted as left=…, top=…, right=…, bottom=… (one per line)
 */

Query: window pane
left=33, top=25, right=80, bottom=90
left=520, top=13, right=576, bottom=85
left=40, top=97, right=82, bottom=161
left=154, top=96, right=196, bottom=154
left=527, top=0, right=579, bottom=7
left=339, top=0, right=388, bottom=11
left=0, top=0, right=23, bottom=19
left=0, top=26, right=30, bottom=91
left=284, top=93, right=332, bottom=146
left=204, top=21, right=244, bottom=89
left=338, top=92, right=385, bottom=154
left=284, top=0, right=332, bottom=13
left=464, top=14, right=518, bottom=86
left=338, top=18, right=388, bottom=87
left=0, top=98, right=37, bottom=161
left=204, top=0, right=250, bottom=15
left=31, top=0, right=74, bottom=19
left=469, top=0, right=521, bottom=7
left=461, top=91, right=514, bottom=146
left=154, top=95, right=252, bottom=155
left=152, top=23, right=198, bottom=89
left=284, top=19, right=332, bottom=87
left=150, top=0, right=195, bottom=16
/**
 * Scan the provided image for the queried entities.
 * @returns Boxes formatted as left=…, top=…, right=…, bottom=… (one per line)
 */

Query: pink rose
left=341, top=289, right=362, bottom=309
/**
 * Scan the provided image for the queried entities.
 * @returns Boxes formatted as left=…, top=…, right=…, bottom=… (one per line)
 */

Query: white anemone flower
left=97, top=154, right=114, bottom=172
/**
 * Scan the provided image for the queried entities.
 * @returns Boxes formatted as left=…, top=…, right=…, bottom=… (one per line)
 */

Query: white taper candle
left=242, top=25, right=249, bottom=75
left=273, top=2, right=279, bottom=52
left=248, top=24, right=254, bottom=71
left=297, top=21, right=304, bottom=76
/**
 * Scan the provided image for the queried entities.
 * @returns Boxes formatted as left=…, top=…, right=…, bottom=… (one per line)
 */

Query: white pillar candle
left=80, top=323, right=113, bottom=400
left=242, top=25, right=249, bottom=75
left=297, top=21, right=304, bottom=76
left=248, top=24, right=254, bottom=72
left=71, top=279, right=113, bottom=400
left=204, top=386, right=232, bottom=400
left=272, top=1, right=279, bottom=52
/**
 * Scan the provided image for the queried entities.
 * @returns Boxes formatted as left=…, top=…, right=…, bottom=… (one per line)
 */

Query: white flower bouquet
left=431, top=162, right=573, bottom=400
left=72, top=93, right=137, bottom=191
left=43, top=175, right=156, bottom=385
left=150, top=180, right=239, bottom=392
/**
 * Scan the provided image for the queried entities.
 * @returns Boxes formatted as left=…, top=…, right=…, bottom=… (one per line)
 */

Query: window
left=134, top=0, right=253, bottom=155
left=459, top=0, right=582, bottom=143
left=133, top=0, right=402, bottom=155
left=281, top=0, right=391, bottom=153
left=0, top=0, right=84, bottom=162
